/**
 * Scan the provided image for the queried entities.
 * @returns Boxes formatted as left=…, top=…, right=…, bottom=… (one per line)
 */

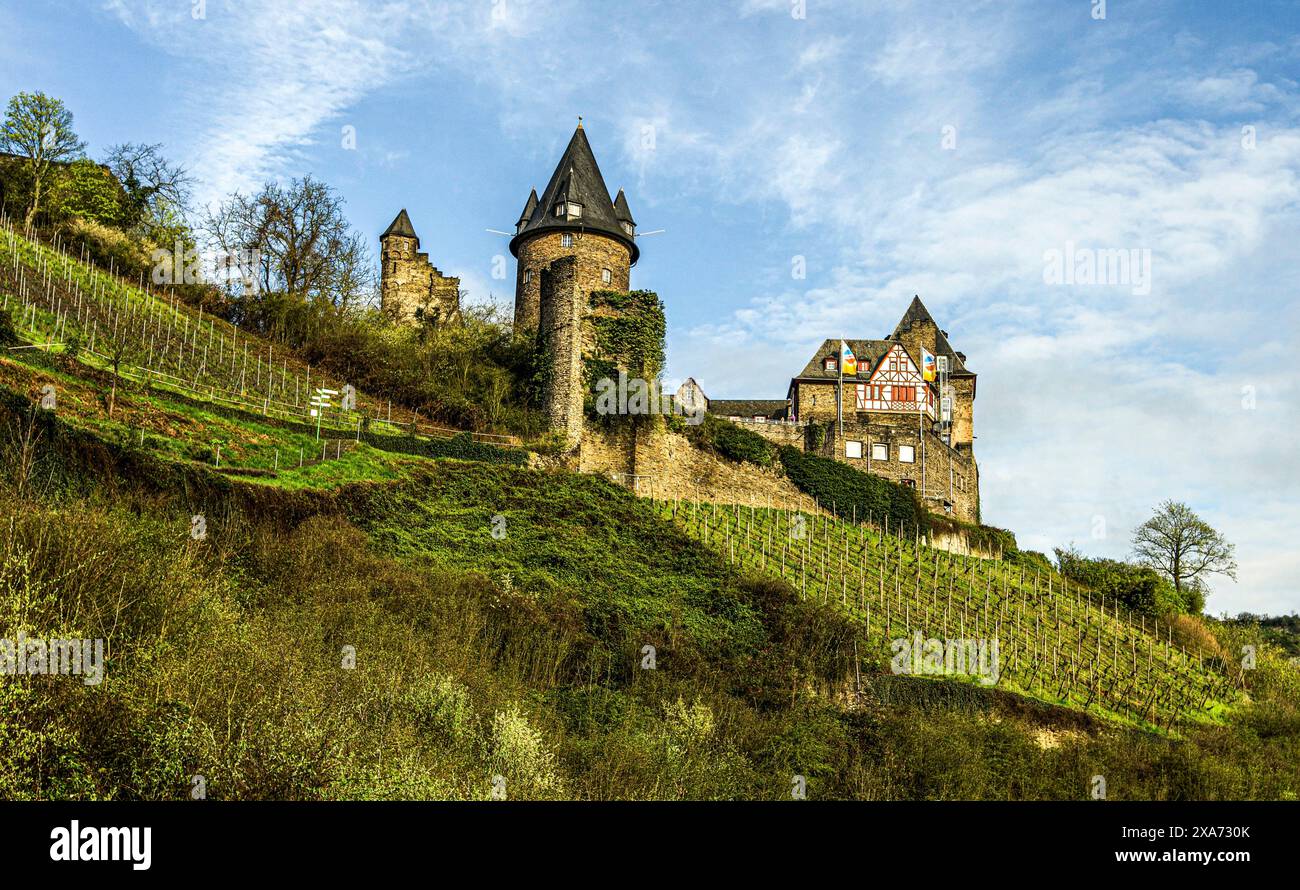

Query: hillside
left=657, top=499, right=1235, bottom=728
left=1, top=223, right=1297, bottom=800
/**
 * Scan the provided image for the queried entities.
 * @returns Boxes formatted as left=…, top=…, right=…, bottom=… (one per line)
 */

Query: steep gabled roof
left=381, top=208, right=419, bottom=247
left=892, top=295, right=973, bottom=376
left=793, top=339, right=898, bottom=381
left=509, top=124, right=639, bottom=262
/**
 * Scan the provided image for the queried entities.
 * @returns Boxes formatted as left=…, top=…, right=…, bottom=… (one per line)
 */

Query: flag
left=840, top=340, right=857, bottom=376
left=921, top=348, right=937, bottom=382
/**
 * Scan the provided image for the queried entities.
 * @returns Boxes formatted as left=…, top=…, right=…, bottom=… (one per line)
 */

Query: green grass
left=2, top=386, right=1298, bottom=800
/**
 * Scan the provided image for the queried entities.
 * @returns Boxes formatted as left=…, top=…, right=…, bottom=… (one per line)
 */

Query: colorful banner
left=921, top=348, right=937, bottom=382
left=840, top=340, right=857, bottom=376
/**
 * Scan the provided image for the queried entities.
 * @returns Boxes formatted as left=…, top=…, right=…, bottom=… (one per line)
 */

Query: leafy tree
left=50, top=157, right=121, bottom=224
left=1132, top=500, right=1236, bottom=607
left=0, top=91, right=87, bottom=227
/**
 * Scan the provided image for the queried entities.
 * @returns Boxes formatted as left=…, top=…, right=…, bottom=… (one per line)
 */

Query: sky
left=1, top=0, right=1298, bottom=615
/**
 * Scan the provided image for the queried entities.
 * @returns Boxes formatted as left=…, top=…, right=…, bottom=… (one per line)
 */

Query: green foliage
left=582, top=289, right=667, bottom=429
left=684, top=414, right=777, bottom=467
left=302, top=304, right=542, bottom=437
left=49, top=158, right=121, bottom=225
left=778, top=445, right=927, bottom=533
left=1055, top=545, right=1188, bottom=616
left=0, top=307, right=17, bottom=348
left=587, top=289, right=666, bottom=380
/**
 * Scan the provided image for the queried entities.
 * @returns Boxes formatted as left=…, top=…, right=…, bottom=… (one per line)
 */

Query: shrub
left=684, top=414, right=776, bottom=467
left=778, top=445, right=927, bottom=534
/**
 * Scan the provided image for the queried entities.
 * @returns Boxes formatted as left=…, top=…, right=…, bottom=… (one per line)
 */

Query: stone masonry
left=379, top=209, right=461, bottom=324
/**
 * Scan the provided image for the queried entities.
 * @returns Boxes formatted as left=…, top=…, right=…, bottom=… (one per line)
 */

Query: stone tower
left=509, top=123, right=638, bottom=332
left=379, top=208, right=461, bottom=324
left=891, top=295, right=977, bottom=448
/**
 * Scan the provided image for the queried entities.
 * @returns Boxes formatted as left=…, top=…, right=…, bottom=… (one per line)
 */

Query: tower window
left=601, top=268, right=612, bottom=284
left=568, top=202, right=582, bottom=218
left=523, top=270, right=531, bottom=284
left=621, top=222, right=634, bottom=237
left=561, top=234, right=574, bottom=248
left=899, top=445, right=915, bottom=463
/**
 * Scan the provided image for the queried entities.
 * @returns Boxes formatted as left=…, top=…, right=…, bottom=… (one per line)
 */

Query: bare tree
left=104, top=142, right=193, bottom=235
left=1132, top=500, right=1237, bottom=601
left=202, top=176, right=374, bottom=326
left=0, top=91, right=87, bottom=227
left=103, top=337, right=139, bottom=419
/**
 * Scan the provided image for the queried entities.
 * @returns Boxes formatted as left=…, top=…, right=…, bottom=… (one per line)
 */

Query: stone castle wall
left=537, top=256, right=586, bottom=449
left=514, top=231, right=630, bottom=331
left=381, top=234, right=460, bottom=323
left=825, top=413, right=979, bottom=524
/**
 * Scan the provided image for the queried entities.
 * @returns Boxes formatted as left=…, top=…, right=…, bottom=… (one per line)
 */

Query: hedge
left=777, top=445, right=927, bottom=534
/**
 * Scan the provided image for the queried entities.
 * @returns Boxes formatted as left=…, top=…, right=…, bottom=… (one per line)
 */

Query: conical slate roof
left=516, top=189, right=539, bottom=226
left=613, top=188, right=635, bottom=224
left=381, top=208, right=419, bottom=247
left=509, top=125, right=638, bottom=262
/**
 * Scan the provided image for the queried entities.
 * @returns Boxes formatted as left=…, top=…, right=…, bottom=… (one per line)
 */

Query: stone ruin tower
left=379, top=208, right=461, bottom=324
left=509, top=123, right=641, bottom=449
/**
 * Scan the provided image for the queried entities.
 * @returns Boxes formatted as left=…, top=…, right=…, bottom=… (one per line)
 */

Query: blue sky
left=2, top=0, right=1298, bottom=614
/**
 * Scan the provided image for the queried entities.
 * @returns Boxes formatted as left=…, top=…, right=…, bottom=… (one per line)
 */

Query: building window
left=823, top=357, right=837, bottom=371
left=901, top=479, right=916, bottom=489
left=523, top=269, right=531, bottom=284
left=622, top=221, right=634, bottom=237
left=561, top=233, right=574, bottom=248
left=871, top=442, right=888, bottom=461
left=568, top=202, right=582, bottom=218
left=602, top=268, right=612, bottom=284
left=845, top=440, right=863, bottom=459
left=899, top=444, right=915, bottom=463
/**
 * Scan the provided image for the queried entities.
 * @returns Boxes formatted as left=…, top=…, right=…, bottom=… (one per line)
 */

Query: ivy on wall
left=582, top=289, right=666, bottom=427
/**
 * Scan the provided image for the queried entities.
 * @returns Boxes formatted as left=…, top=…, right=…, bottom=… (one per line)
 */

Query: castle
left=702, top=296, right=981, bottom=523
left=380, top=123, right=980, bottom=523
left=378, top=208, right=461, bottom=324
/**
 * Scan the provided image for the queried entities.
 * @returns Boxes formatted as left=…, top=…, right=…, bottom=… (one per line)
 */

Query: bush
left=1054, top=545, right=1184, bottom=616
left=778, top=445, right=927, bottom=534
left=684, top=414, right=776, bottom=467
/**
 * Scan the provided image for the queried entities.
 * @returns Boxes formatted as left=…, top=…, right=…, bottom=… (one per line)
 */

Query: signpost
left=310, top=387, right=338, bottom=440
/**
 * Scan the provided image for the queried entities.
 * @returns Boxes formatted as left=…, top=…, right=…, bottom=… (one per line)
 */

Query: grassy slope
left=2, top=386, right=1299, bottom=799
left=0, top=229, right=1297, bottom=799
left=657, top=501, right=1236, bottom=729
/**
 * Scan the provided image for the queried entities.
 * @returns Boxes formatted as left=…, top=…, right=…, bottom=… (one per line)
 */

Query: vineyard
left=0, top=213, right=519, bottom=451
left=655, top=497, right=1239, bottom=730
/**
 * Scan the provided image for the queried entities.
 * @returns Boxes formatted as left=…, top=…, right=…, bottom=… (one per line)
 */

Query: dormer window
left=823, top=357, right=837, bottom=372
left=621, top=222, right=634, bottom=237
left=553, top=201, right=583, bottom=219
left=516, top=220, right=526, bottom=234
